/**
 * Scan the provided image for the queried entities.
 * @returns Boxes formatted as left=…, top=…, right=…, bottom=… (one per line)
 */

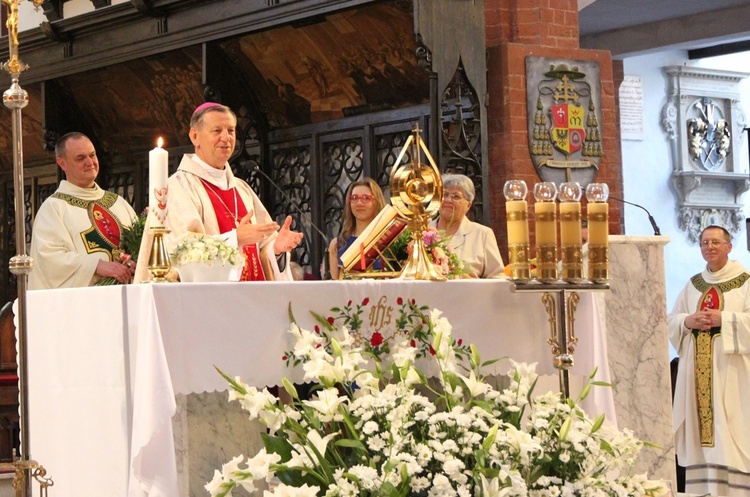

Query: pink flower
left=423, top=228, right=440, bottom=247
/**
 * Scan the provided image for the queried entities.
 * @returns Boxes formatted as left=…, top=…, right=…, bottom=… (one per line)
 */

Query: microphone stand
left=608, top=196, right=661, bottom=236
left=250, top=164, right=331, bottom=278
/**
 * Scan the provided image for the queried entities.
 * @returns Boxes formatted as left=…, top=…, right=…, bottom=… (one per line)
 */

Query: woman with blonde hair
left=328, top=178, right=386, bottom=279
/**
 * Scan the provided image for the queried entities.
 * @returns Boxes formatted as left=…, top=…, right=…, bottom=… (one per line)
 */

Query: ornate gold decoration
left=147, top=226, right=172, bottom=282
left=690, top=272, right=750, bottom=294
left=389, top=124, right=445, bottom=281
left=588, top=245, right=609, bottom=282
left=560, top=245, right=583, bottom=281
left=693, top=329, right=719, bottom=446
left=539, top=289, right=581, bottom=396
left=3, top=1, right=53, bottom=495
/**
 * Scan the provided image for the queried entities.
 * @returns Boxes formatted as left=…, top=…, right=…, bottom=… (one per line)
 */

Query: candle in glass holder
left=533, top=182, right=558, bottom=282
left=149, top=137, right=169, bottom=225
left=503, top=180, right=530, bottom=281
left=586, top=183, right=609, bottom=283
left=558, top=181, right=583, bottom=282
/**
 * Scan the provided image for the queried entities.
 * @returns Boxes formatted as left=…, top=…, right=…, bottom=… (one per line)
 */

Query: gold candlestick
left=559, top=182, right=583, bottom=283
left=3, top=1, right=53, bottom=495
left=586, top=183, right=609, bottom=283
left=533, top=182, right=558, bottom=282
left=148, top=226, right=172, bottom=282
left=504, top=180, right=530, bottom=281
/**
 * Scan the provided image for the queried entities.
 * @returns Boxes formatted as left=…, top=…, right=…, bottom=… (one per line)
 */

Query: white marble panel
left=605, top=235, right=675, bottom=483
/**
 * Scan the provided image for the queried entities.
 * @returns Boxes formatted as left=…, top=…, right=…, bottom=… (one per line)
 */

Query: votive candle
left=586, top=183, right=610, bottom=282
left=533, top=181, right=558, bottom=282
left=558, top=182, right=583, bottom=282
left=503, top=180, right=530, bottom=281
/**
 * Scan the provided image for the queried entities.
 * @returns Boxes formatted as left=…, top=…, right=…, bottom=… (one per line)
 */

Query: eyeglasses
left=442, top=192, right=465, bottom=202
left=349, top=194, right=374, bottom=203
left=700, top=239, right=728, bottom=247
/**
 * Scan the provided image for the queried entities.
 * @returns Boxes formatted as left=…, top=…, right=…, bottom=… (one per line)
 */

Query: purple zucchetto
left=192, top=102, right=222, bottom=115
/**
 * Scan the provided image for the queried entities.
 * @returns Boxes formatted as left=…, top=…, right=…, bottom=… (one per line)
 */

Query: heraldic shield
left=526, top=57, right=603, bottom=188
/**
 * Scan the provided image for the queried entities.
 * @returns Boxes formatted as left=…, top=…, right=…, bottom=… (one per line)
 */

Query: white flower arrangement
left=170, top=235, right=241, bottom=267
left=209, top=301, right=669, bottom=497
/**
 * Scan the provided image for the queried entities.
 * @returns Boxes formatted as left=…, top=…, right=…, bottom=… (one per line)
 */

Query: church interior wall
left=621, top=49, right=750, bottom=339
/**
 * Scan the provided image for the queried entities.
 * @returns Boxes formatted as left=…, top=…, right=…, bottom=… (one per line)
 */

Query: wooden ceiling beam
left=1, top=0, right=375, bottom=85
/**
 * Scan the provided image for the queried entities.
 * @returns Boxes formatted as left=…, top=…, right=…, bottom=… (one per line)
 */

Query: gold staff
left=1, top=1, right=54, bottom=495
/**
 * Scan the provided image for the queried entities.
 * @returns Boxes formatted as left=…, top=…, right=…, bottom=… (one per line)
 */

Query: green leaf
left=590, top=413, right=605, bottom=434
left=282, top=377, right=299, bottom=400
left=333, top=438, right=367, bottom=450
left=288, top=302, right=297, bottom=326
left=311, top=310, right=335, bottom=331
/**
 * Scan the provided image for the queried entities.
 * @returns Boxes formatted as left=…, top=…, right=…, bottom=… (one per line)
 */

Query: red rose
left=282, top=355, right=287, bottom=361
left=458, top=339, right=463, bottom=346
left=327, top=317, right=335, bottom=325
left=370, top=332, right=383, bottom=347
left=410, top=340, right=416, bottom=348
left=397, top=297, right=403, bottom=305
left=362, top=298, right=370, bottom=306
left=314, top=325, right=320, bottom=333
left=429, top=346, right=436, bottom=356
left=347, top=300, right=352, bottom=306
left=411, top=299, right=416, bottom=305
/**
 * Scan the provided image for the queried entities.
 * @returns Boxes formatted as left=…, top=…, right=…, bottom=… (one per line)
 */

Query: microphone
left=250, top=164, right=331, bottom=276
left=608, top=196, right=661, bottom=236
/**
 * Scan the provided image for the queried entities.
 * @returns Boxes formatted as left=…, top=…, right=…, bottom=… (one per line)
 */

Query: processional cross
left=1, top=0, right=54, bottom=495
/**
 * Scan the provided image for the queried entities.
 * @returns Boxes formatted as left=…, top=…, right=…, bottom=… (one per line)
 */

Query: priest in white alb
left=668, top=225, right=750, bottom=495
left=135, top=103, right=303, bottom=282
left=29, top=132, right=137, bottom=289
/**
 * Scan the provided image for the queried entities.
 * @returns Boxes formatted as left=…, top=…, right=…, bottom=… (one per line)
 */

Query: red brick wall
left=484, top=0, right=622, bottom=255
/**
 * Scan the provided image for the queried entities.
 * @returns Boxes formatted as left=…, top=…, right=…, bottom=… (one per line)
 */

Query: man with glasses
left=668, top=225, right=750, bottom=495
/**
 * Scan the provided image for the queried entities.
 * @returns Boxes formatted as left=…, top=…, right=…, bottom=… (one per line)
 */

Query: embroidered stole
left=52, top=191, right=124, bottom=261
left=199, top=179, right=266, bottom=281
left=689, top=272, right=750, bottom=446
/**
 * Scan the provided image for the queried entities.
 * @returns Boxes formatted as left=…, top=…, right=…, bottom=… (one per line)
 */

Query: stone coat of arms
left=526, top=57, right=603, bottom=188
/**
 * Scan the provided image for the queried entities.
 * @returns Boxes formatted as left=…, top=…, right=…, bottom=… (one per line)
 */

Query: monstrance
left=389, top=124, right=445, bottom=280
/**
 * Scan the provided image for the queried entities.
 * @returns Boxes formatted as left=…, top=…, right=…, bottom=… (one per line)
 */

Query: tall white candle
left=149, top=137, right=169, bottom=224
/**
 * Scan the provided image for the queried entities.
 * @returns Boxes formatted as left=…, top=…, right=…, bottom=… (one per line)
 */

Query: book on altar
left=340, top=205, right=408, bottom=272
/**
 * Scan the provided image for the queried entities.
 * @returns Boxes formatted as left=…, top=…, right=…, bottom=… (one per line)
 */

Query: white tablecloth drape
left=26, top=279, right=613, bottom=497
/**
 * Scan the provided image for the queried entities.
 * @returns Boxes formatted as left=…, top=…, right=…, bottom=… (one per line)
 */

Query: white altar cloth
left=26, top=279, right=613, bottom=497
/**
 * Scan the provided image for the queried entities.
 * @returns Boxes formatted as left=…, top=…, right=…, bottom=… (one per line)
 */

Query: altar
left=24, top=278, right=618, bottom=496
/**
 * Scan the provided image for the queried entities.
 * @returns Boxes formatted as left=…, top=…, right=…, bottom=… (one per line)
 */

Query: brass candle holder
left=504, top=180, right=531, bottom=281
left=147, top=226, right=172, bottom=282
left=558, top=182, right=583, bottom=283
left=586, top=183, right=609, bottom=283
left=533, top=182, right=558, bottom=282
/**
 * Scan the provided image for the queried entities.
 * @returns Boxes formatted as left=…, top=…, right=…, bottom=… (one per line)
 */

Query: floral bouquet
left=96, top=208, right=148, bottom=286
left=389, top=228, right=466, bottom=279
left=170, top=235, right=241, bottom=267
left=207, top=301, right=668, bottom=497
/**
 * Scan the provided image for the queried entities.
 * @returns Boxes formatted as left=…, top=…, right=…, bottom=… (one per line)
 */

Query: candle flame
left=157, top=137, right=164, bottom=148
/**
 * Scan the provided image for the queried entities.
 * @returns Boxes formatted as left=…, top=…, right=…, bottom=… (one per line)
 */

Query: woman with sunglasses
left=431, top=174, right=505, bottom=278
left=328, top=178, right=387, bottom=279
